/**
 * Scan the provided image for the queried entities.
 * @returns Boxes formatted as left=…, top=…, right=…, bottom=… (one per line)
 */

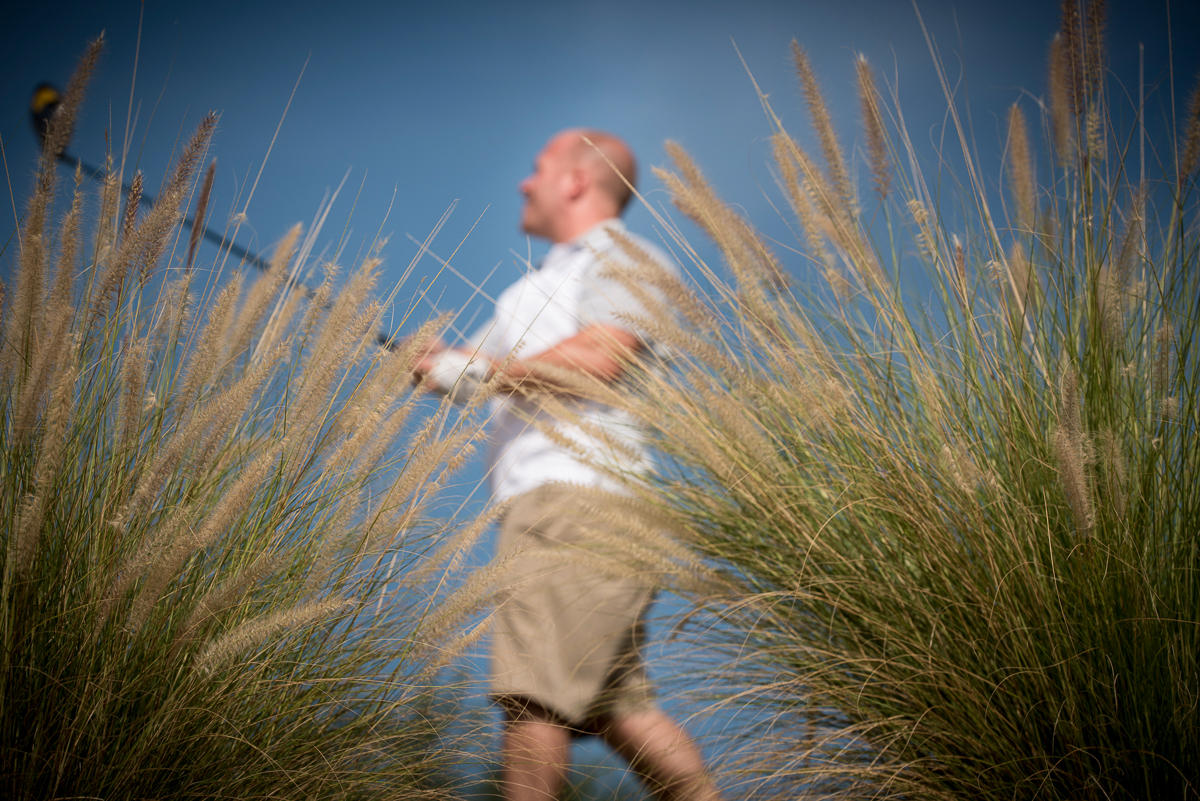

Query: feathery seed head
left=1181, top=77, right=1200, bottom=179
left=122, top=171, right=143, bottom=245
left=792, top=40, right=854, bottom=215
left=186, top=160, right=217, bottom=273
left=908, top=199, right=939, bottom=266
left=1084, top=0, right=1106, bottom=98
left=856, top=54, right=891, bottom=199
left=940, top=442, right=984, bottom=495
left=1053, top=363, right=1095, bottom=531
left=1006, top=103, right=1036, bottom=232
left=1097, top=429, right=1126, bottom=520
left=1086, top=106, right=1105, bottom=164
left=1060, top=0, right=1085, bottom=111
left=192, top=597, right=351, bottom=676
left=1153, top=322, right=1173, bottom=399
left=1048, top=33, right=1076, bottom=163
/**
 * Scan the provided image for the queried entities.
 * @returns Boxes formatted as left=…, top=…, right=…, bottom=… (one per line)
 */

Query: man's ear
left=563, top=166, right=589, bottom=201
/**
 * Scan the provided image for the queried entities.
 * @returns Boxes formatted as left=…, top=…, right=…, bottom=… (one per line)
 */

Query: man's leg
left=600, top=707, right=721, bottom=801
left=502, top=701, right=571, bottom=801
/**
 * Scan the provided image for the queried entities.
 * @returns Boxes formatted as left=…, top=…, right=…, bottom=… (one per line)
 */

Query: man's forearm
left=494, top=324, right=641, bottom=394
left=414, top=324, right=641, bottom=398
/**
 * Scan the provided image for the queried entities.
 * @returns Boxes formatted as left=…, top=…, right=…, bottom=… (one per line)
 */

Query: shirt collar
left=542, top=218, right=626, bottom=268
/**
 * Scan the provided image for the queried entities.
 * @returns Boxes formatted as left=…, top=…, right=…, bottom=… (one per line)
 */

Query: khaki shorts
left=490, top=484, right=656, bottom=730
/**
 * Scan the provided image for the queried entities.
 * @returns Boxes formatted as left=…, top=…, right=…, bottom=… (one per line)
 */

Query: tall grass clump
left=607, top=4, right=1199, bottom=798
left=0, top=39, right=491, bottom=800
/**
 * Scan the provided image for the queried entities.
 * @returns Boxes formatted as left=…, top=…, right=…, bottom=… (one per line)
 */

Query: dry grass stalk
left=623, top=310, right=736, bottom=382
left=288, top=263, right=379, bottom=438
left=1181, top=78, right=1200, bottom=180
left=1048, top=34, right=1076, bottom=163
left=772, top=133, right=841, bottom=236
left=85, top=114, right=216, bottom=324
left=604, top=25, right=1198, bottom=801
left=36, top=38, right=102, bottom=168
left=191, top=596, right=351, bottom=676
left=856, top=55, right=891, bottom=200
left=11, top=361, right=78, bottom=583
left=909, top=199, right=940, bottom=266
left=950, top=235, right=969, bottom=308
left=1096, top=262, right=1127, bottom=346
left=1112, top=195, right=1142, bottom=290
left=1086, top=105, right=1105, bottom=164
left=607, top=228, right=725, bottom=333
left=792, top=41, right=854, bottom=215
left=403, top=502, right=508, bottom=590
left=126, top=446, right=281, bottom=633
left=334, top=361, right=425, bottom=478
left=185, top=160, right=216, bottom=272
left=50, top=164, right=85, bottom=314
left=1007, top=103, right=1036, bottom=233
left=9, top=173, right=86, bottom=437
left=1004, top=241, right=1037, bottom=324
left=1060, top=0, right=1085, bottom=113
left=117, top=336, right=150, bottom=456
left=1057, top=0, right=1108, bottom=165
left=94, top=155, right=119, bottom=264
left=657, top=143, right=786, bottom=297
left=2, top=53, right=483, bottom=796
left=174, top=547, right=285, bottom=653
left=1097, top=428, right=1126, bottom=521
left=1153, top=322, right=1173, bottom=401
left=121, top=171, right=143, bottom=245
left=776, top=125, right=887, bottom=297
left=1053, top=364, right=1094, bottom=533
left=1084, top=0, right=1106, bottom=99
left=771, top=133, right=835, bottom=283
left=566, top=489, right=720, bottom=588
left=176, top=273, right=244, bottom=415
left=227, top=223, right=301, bottom=363
left=5, top=38, right=101, bottom=380
left=252, top=286, right=304, bottom=363
left=374, top=410, right=476, bottom=533
left=136, top=113, right=216, bottom=288
left=115, top=336, right=283, bottom=529
left=302, top=498, right=361, bottom=596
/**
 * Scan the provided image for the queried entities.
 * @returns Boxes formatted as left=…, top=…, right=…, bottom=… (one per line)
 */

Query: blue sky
left=4, top=0, right=1195, bottom=332
left=2, top=0, right=1197, bottom=791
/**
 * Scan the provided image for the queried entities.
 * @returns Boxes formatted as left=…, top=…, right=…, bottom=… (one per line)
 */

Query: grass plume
left=605, top=8, right=1199, bottom=799
left=1, top=42, right=488, bottom=801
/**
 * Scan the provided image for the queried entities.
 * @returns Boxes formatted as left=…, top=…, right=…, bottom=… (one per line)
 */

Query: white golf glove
left=424, top=349, right=489, bottom=405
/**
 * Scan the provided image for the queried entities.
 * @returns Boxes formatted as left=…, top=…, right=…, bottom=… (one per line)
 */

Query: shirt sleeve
left=576, top=239, right=678, bottom=341
left=463, top=315, right=502, bottom=359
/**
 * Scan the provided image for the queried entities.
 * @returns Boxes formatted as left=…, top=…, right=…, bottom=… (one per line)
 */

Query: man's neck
left=550, top=214, right=620, bottom=245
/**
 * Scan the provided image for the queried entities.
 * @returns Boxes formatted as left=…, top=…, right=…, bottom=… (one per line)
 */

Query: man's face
left=519, top=134, right=576, bottom=241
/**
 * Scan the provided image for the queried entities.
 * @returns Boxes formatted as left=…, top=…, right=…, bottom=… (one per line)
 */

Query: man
left=417, top=130, right=720, bottom=801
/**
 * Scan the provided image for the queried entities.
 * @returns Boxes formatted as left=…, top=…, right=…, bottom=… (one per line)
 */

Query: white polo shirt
left=465, top=219, right=676, bottom=502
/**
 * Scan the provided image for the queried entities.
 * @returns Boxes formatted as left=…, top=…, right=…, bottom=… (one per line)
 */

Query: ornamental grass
left=601, top=2, right=1199, bottom=798
left=0, top=38, right=490, bottom=800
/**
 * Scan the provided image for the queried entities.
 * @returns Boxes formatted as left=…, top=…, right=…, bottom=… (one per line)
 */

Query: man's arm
left=414, top=323, right=640, bottom=397
left=501, top=323, right=641, bottom=387
left=412, top=321, right=642, bottom=402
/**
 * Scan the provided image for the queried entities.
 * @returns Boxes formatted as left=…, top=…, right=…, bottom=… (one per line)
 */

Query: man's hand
left=411, top=336, right=448, bottom=380
left=420, top=349, right=491, bottom=404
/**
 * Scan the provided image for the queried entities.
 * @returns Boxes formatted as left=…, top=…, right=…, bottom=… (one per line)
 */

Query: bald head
left=563, top=129, right=637, bottom=213
left=519, top=129, right=639, bottom=243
